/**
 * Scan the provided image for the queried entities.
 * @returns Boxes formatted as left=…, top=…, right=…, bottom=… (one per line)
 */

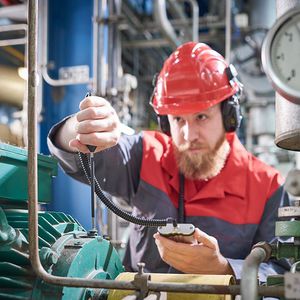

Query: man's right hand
left=55, top=95, right=121, bottom=153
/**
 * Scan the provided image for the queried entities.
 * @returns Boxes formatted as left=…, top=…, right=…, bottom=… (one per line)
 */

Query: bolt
left=48, top=252, right=58, bottom=265
left=137, top=262, right=145, bottom=275
left=85, top=289, right=94, bottom=300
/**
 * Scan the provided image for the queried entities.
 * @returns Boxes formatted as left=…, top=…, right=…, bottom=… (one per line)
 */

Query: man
left=48, top=42, right=288, bottom=281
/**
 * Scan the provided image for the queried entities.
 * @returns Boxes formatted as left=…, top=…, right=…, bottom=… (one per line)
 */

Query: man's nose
left=182, top=122, right=198, bottom=142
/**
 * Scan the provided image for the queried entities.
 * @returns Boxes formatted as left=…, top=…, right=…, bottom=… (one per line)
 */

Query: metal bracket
left=133, top=262, right=151, bottom=300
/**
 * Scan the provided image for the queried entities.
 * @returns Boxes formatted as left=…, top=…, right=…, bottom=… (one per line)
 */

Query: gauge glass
left=270, top=15, right=300, bottom=92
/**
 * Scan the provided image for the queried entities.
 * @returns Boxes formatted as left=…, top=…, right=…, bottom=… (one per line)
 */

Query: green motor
left=0, top=143, right=124, bottom=300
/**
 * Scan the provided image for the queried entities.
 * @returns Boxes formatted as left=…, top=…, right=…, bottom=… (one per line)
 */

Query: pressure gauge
left=262, top=7, right=300, bottom=104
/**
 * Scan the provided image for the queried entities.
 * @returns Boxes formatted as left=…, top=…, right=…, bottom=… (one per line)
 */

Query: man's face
left=168, top=103, right=230, bottom=180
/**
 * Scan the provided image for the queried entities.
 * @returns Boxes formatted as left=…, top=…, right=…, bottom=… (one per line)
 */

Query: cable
left=78, top=151, right=175, bottom=227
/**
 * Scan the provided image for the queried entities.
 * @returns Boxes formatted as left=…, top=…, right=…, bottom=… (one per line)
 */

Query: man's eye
left=197, top=114, right=207, bottom=121
left=174, top=117, right=182, bottom=122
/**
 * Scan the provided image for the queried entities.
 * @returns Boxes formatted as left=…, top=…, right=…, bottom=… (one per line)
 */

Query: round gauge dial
left=262, top=7, right=300, bottom=103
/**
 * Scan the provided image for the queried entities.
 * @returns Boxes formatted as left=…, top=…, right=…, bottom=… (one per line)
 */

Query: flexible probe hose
left=79, top=152, right=173, bottom=227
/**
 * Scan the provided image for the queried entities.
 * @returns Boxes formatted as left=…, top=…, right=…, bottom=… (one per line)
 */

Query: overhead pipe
left=153, top=0, right=181, bottom=49
left=167, top=0, right=199, bottom=42
left=121, top=0, right=171, bottom=62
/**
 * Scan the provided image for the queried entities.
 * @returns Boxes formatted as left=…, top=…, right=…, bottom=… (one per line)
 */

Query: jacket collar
left=161, top=133, right=248, bottom=201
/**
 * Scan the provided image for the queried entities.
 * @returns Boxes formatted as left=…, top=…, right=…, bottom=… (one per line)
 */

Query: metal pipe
left=92, top=0, right=99, bottom=91
left=241, top=247, right=267, bottom=300
left=0, top=3, right=27, bottom=20
left=123, top=38, right=172, bottom=49
left=121, top=0, right=169, bottom=62
left=122, top=18, right=225, bottom=32
left=40, top=0, right=93, bottom=86
left=0, top=24, right=27, bottom=47
left=0, top=38, right=27, bottom=47
left=107, top=0, right=121, bottom=94
left=153, top=0, right=180, bottom=49
left=184, top=0, right=199, bottom=42
left=95, top=0, right=108, bottom=96
left=225, top=0, right=231, bottom=63
left=122, top=33, right=221, bottom=49
left=0, top=24, right=27, bottom=32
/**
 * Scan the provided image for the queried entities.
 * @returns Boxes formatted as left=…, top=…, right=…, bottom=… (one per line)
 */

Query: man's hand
left=153, top=228, right=234, bottom=275
left=55, top=95, right=121, bottom=153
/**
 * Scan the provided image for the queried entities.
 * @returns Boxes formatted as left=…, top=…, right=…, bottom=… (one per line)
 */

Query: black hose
left=80, top=152, right=173, bottom=227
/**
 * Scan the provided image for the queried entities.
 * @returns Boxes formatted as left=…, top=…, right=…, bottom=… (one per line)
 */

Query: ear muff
left=150, top=73, right=171, bottom=136
left=157, top=115, right=171, bottom=136
left=221, top=95, right=242, bottom=132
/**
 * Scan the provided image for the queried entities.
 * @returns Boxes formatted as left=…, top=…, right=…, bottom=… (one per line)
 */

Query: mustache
left=177, top=142, right=207, bottom=152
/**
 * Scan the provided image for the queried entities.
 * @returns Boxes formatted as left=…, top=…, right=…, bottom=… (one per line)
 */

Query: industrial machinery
left=0, top=142, right=124, bottom=299
left=1, top=0, right=300, bottom=299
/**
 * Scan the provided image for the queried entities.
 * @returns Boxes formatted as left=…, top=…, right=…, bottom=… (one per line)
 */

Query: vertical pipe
left=184, top=0, right=199, bottom=42
left=190, top=0, right=199, bottom=42
left=154, top=0, right=180, bottom=49
left=100, top=0, right=108, bottom=96
left=225, top=0, right=231, bottom=63
left=92, top=0, right=99, bottom=91
left=94, top=0, right=108, bottom=96
left=27, top=0, right=39, bottom=271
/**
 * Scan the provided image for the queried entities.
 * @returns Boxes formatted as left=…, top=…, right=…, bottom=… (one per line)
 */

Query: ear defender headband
left=151, top=65, right=243, bottom=135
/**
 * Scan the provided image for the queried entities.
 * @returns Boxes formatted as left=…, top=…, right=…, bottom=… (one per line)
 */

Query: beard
left=173, top=134, right=230, bottom=180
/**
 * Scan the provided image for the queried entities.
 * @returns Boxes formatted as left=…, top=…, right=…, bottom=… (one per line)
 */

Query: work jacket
left=48, top=125, right=289, bottom=281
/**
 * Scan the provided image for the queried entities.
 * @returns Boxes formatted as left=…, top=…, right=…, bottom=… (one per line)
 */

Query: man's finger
left=69, top=139, right=90, bottom=153
left=79, top=96, right=109, bottom=110
left=194, top=228, right=218, bottom=250
left=76, top=106, right=114, bottom=122
left=76, top=118, right=117, bottom=134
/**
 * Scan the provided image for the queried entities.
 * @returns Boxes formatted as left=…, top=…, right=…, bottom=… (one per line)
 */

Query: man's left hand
left=153, top=228, right=234, bottom=275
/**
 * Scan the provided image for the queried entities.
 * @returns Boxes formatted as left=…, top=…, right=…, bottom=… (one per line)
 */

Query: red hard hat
left=150, top=42, right=240, bottom=115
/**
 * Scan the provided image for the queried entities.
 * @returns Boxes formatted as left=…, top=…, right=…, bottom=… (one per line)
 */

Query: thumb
left=194, top=228, right=218, bottom=250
